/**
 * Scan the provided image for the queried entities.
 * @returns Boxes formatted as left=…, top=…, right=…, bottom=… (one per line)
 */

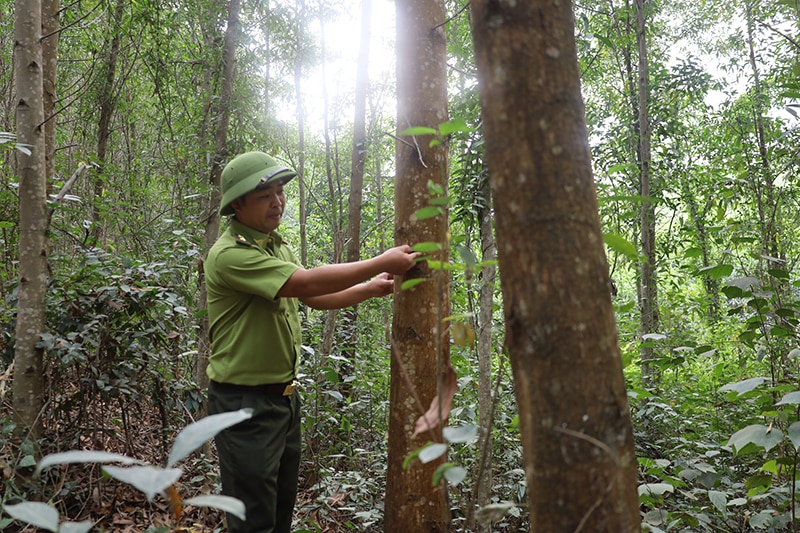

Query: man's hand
left=366, top=272, right=395, bottom=297
left=378, top=245, right=421, bottom=275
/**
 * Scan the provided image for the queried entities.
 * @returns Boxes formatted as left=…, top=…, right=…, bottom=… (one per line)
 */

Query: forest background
left=1, top=0, right=800, bottom=531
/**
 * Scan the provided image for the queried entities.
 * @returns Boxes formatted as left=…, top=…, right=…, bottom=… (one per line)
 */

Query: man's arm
left=301, top=273, right=394, bottom=310
left=276, top=245, right=419, bottom=300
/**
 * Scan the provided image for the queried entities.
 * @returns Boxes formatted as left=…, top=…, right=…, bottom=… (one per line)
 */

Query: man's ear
left=230, top=197, right=244, bottom=214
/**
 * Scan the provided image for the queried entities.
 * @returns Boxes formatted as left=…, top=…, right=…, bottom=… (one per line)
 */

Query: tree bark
left=385, top=0, right=450, bottom=529
left=13, top=0, right=48, bottom=439
left=636, top=0, right=659, bottom=384
left=469, top=0, right=641, bottom=530
left=195, top=0, right=241, bottom=403
left=340, top=0, right=372, bottom=396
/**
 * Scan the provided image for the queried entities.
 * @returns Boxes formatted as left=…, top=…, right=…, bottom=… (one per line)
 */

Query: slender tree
left=195, top=0, right=241, bottom=399
left=385, top=0, right=450, bottom=529
left=469, top=0, right=641, bottom=529
left=13, top=0, right=48, bottom=439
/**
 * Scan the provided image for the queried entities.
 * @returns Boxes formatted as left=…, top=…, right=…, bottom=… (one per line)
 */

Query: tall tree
left=13, top=0, right=48, bottom=438
left=340, top=0, right=372, bottom=394
left=385, top=0, right=450, bottom=529
left=469, top=0, right=641, bottom=529
left=636, top=0, right=659, bottom=383
left=195, top=0, right=241, bottom=398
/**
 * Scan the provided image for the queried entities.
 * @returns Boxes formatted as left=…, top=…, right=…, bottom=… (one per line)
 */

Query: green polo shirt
left=204, top=219, right=302, bottom=385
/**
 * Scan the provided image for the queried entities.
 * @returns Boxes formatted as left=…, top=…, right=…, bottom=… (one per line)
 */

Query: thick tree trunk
left=385, top=0, right=450, bottom=529
left=14, top=0, right=48, bottom=439
left=469, top=0, right=641, bottom=530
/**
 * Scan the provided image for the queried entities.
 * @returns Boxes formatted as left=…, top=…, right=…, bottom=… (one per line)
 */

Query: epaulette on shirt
left=234, top=234, right=253, bottom=247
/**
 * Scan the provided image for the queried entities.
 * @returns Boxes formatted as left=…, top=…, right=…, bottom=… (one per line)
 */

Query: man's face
left=231, top=180, right=287, bottom=234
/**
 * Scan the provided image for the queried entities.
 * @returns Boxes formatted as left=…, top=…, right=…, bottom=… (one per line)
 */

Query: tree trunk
left=474, top=175, right=495, bottom=531
left=469, top=0, right=641, bottom=530
left=385, top=0, right=450, bottom=530
left=340, top=0, right=372, bottom=396
left=195, top=0, right=241, bottom=404
left=13, top=0, right=48, bottom=440
left=91, top=0, right=125, bottom=247
left=636, top=0, right=659, bottom=384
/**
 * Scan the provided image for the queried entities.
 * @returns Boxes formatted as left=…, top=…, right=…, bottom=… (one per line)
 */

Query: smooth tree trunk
left=385, top=0, right=450, bottom=529
left=195, top=0, right=241, bottom=402
left=340, top=0, right=372, bottom=395
left=636, top=0, right=659, bottom=383
left=91, top=0, right=125, bottom=247
left=469, top=0, right=641, bottom=530
left=474, top=175, right=495, bottom=531
left=14, top=0, right=48, bottom=439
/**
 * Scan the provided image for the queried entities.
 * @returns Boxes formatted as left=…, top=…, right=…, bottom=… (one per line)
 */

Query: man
left=204, top=151, right=419, bottom=533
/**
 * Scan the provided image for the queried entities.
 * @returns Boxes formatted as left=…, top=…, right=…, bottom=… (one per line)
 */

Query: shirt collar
left=229, top=218, right=283, bottom=250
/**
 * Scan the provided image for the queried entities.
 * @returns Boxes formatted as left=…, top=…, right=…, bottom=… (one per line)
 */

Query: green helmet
left=219, top=151, right=297, bottom=216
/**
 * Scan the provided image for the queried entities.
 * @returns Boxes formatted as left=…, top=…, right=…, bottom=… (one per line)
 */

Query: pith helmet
left=219, top=151, right=296, bottom=216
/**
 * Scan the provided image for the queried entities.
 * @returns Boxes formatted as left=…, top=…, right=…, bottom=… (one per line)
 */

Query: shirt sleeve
left=214, top=246, right=300, bottom=301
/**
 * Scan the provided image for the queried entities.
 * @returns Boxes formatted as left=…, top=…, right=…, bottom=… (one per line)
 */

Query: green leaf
left=637, top=483, right=674, bottom=497
left=58, top=521, right=95, bottom=533
left=36, top=450, right=143, bottom=476
left=2, top=502, right=59, bottom=532
left=432, top=462, right=452, bottom=486
left=414, top=206, right=443, bottom=220
left=168, top=408, right=253, bottom=466
left=776, top=391, right=800, bottom=406
left=437, top=118, right=471, bottom=136
left=603, top=233, right=640, bottom=261
left=719, top=377, right=768, bottom=396
left=727, top=424, right=784, bottom=454
left=103, top=465, right=182, bottom=501
left=444, top=465, right=467, bottom=486
left=400, top=278, right=427, bottom=290
left=412, top=242, right=443, bottom=253
left=400, top=126, right=437, bottom=136
left=418, top=443, right=448, bottom=464
left=443, top=424, right=478, bottom=443
left=708, top=490, right=727, bottom=513
left=698, top=264, right=733, bottom=280
left=183, top=495, right=246, bottom=521
left=787, top=422, right=800, bottom=450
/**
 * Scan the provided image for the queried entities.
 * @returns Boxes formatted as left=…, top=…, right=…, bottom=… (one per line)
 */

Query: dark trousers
left=208, top=381, right=302, bottom=533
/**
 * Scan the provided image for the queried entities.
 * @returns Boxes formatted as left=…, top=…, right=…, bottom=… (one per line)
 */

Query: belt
left=210, top=379, right=298, bottom=396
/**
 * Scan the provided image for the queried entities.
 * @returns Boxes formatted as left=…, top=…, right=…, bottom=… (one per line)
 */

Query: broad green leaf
left=788, top=422, right=800, bottom=450
left=698, top=264, right=733, bottom=280
left=168, top=408, right=253, bottom=466
left=443, top=424, right=478, bottom=443
left=184, top=495, right=246, bottom=521
left=59, top=521, right=95, bottom=533
left=453, top=245, right=478, bottom=269
left=401, top=278, right=427, bottom=290
left=789, top=349, right=800, bottom=359
left=414, top=206, right=443, bottom=220
left=36, top=450, right=142, bottom=476
left=103, top=465, right=182, bottom=501
left=412, top=242, right=443, bottom=253
left=400, top=126, right=437, bottom=136
left=726, top=276, right=759, bottom=290
left=2, top=502, right=59, bottom=532
left=438, top=118, right=471, bottom=136
left=603, top=233, right=640, bottom=261
left=727, top=425, right=784, bottom=454
left=768, top=268, right=790, bottom=279
left=719, top=377, right=768, bottom=396
left=418, top=443, right=448, bottom=464
left=637, top=483, right=674, bottom=497
left=444, top=465, right=467, bottom=486
left=708, top=490, right=727, bottom=513
left=323, top=390, right=344, bottom=402
left=776, top=391, right=800, bottom=406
